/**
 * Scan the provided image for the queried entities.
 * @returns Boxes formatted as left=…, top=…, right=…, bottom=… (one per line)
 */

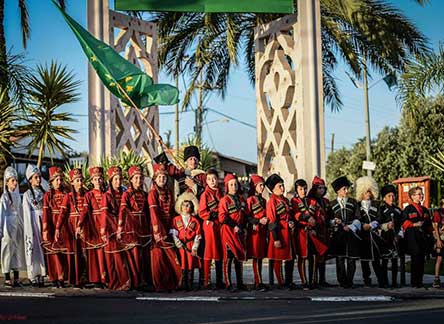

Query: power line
left=205, top=107, right=256, bottom=129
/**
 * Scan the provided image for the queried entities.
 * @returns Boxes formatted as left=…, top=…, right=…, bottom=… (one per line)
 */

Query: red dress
left=198, top=186, right=223, bottom=260
left=118, top=188, right=151, bottom=288
left=171, top=215, right=202, bottom=270
left=291, top=196, right=328, bottom=258
left=218, top=194, right=247, bottom=261
left=42, top=189, right=67, bottom=282
left=55, top=192, right=86, bottom=285
left=79, top=189, right=107, bottom=284
left=148, top=185, right=182, bottom=291
left=246, top=195, right=268, bottom=259
left=101, top=189, right=131, bottom=290
left=266, top=194, right=294, bottom=261
left=118, top=189, right=150, bottom=247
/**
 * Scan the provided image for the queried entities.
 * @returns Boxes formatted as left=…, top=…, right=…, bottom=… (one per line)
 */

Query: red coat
left=101, top=189, right=131, bottom=290
left=266, top=194, right=294, bottom=261
left=291, top=196, right=328, bottom=258
left=42, top=189, right=67, bottom=281
left=147, top=184, right=181, bottom=292
left=55, top=192, right=86, bottom=253
left=246, top=195, right=268, bottom=259
left=42, top=189, right=67, bottom=251
left=101, top=189, right=127, bottom=252
left=118, top=189, right=150, bottom=247
left=198, top=186, right=223, bottom=260
left=147, top=185, right=175, bottom=243
left=79, top=189, right=106, bottom=249
left=171, top=215, right=201, bottom=270
left=218, top=194, right=246, bottom=261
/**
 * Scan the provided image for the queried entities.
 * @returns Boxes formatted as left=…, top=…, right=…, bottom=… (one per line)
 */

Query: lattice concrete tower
left=255, top=0, right=325, bottom=192
left=87, top=0, right=159, bottom=172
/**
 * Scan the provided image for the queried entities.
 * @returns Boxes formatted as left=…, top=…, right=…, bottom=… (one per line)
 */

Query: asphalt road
left=0, top=297, right=443, bottom=323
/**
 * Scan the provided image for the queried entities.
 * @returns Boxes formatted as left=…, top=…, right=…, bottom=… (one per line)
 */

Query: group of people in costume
left=1, top=146, right=443, bottom=291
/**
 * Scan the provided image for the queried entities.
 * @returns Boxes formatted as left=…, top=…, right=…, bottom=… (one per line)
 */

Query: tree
left=0, top=87, right=18, bottom=191
left=150, top=0, right=429, bottom=112
left=0, top=0, right=66, bottom=89
left=23, top=61, right=80, bottom=167
left=398, top=45, right=444, bottom=116
left=372, top=126, right=403, bottom=186
left=397, top=95, right=444, bottom=180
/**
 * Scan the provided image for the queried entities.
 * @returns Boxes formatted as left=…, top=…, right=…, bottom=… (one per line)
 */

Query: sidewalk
left=2, top=260, right=444, bottom=300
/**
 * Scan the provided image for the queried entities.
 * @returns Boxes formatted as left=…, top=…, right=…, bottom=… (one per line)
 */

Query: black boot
left=187, top=270, right=194, bottom=292
left=215, top=260, right=225, bottom=289
left=181, top=270, right=188, bottom=291
left=285, top=260, right=296, bottom=290
left=235, top=261, right=248, bottom=291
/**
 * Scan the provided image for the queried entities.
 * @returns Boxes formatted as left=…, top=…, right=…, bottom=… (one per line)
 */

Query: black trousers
left=336, top=257, right=356, bottom=287
left=381, top=258, right=398, bottom=287
left=410, top=254, right=425, bottom=287
left=361, top=257, right=385, bottom=287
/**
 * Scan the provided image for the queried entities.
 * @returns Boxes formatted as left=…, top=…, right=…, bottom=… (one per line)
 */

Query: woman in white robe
left=0, top=166, right=26, bottom=287
left=23, top=164, right=47, bottom=287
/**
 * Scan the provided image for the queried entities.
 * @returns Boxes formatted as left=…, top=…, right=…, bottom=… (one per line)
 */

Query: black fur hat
left=265, top=173, right=284, bottom=191
left=183, top=145, right=200, bottom=162
left=331, top=176, right=352, bottom=192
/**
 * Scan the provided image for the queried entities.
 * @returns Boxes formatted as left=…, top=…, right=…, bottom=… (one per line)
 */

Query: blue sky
left=4, top=0, right=444, bottom=163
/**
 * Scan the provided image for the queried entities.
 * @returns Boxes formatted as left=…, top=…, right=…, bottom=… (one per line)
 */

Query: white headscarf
left=3, top=166, right=19, bottom=194
left=25, top=164, right=49, bottom=192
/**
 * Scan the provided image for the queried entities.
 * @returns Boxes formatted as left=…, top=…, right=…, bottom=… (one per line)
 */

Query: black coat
left=377, top=202, right=404, bottom=258
left=358, top=200, right=390, bottom=261
left=402, top=204, right=432, bottom=256
left=328, top=198, right=361, bottom=258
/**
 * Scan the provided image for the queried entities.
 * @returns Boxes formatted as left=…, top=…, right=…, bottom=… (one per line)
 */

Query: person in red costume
left=245, top=174, right=268, bottom=291
left=78, top=167, right=107, bottom=288
left=265, top=174, right=295, bottom=289
left=170, top=193, right=202, bottom=291
left=117, top=165, right=151, bottom=289
left=198, top=168, right=224, bottom=289
left=402, top=186, right=432, bottom=288
left=307, top=176, right=331, bottom=287
left=219, top=173, right=247, bottom=291
left=148, top=163, right=182, bottom=292
left=291, top=179, right=328, bottom=290
left=54, top=168, right=86, bottom=288
left=42, top=166, right=68, bottom=288
left=100, top=166, right=131, bottom=290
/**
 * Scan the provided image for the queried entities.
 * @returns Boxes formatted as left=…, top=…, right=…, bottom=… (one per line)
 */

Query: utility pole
left=362, top=56, right=372, bottom=176
left=330, top=133, right=335, bottom=154
left=175, top=75, right=180, bottom=151
left=195, top=69, right=204, bottom=144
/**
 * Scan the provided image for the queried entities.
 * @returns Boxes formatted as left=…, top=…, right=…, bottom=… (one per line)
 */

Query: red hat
left=153, top=163, right=168, bottom=178
left=69, top=168, right=83, bottom=182
left=107, top=166, right=122, bottom=180
left=312, top=176, right=326, bottom=187
left=89, top=166, right=104, bottom=178
left=249, top=174, right=264, bottom=196
left=128, top=165, right=143, bottom=179
left=224, top=173, right=238, bottom=193
left=49, top=166, right=64, bottom=182
left=250, top=174, right=264, bottom=186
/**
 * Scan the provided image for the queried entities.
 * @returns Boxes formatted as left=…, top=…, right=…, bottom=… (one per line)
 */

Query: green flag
left=115, top=0, right=294, bottom=13
left=54, top=2, right=179, bottom=108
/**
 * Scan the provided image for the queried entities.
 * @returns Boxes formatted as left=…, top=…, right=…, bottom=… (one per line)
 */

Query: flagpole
left=114, top=82, right=185, bottom=169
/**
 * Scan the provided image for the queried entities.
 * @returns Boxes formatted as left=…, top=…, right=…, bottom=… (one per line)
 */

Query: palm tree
left=398, top=45, right=444, bottom=113
left=149, top=0, right=430, bottom=112
left=0, top=87, right=18, bottom=191
left=0, top=0, right=66, bottom=89
left=23, top=61, right=80, bottom=167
